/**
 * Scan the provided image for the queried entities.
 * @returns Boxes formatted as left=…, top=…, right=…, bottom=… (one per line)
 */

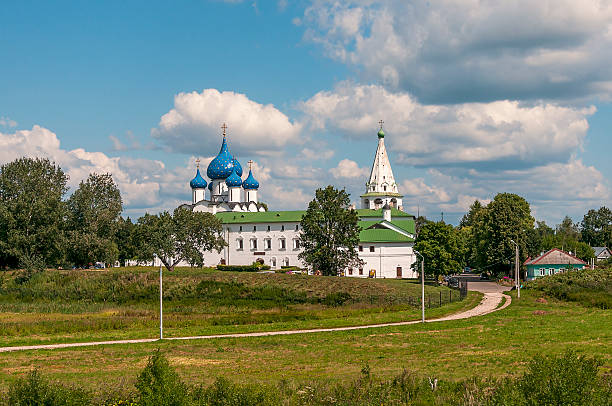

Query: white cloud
left=301, top=83, right=595, bottom=168
left=0, top=125, right=195, bottom=211
left=302, top=0, right=612, bottom=103
left=152, top=89, right=302, bottom=157
left=398, top=160, right=610, bottom=223
left=0, top=116, right=17, bottom=128
left=331, top=158, right=368, bottom=179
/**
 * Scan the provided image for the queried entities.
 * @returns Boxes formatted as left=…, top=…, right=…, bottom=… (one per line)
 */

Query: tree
left=457, top=199, right=487, bottom=268
left=0, top=157, right=68, bottom=269
left=526, top=220, right=555, bottom=258
left=116, top=216, right=139, bottom=265
left=414, top=221, right=462, bottom=281
left=581, top=207, right=612, bottom=247
left=299, top=186, right=362, bottom=276
left=66, top=173, right=123, bottom=266
left=136, top=207, right=226, bottom=272
left=473, top=193, right=534, bottom=276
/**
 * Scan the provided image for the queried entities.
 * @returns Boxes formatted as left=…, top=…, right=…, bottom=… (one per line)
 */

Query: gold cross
left=248, top=160, right=254, bottom=170
left=195, top=158, right=200, bottom=168
left=221, top=123, right=228, bottom=136
left=378, top=119, right=384, bottom=129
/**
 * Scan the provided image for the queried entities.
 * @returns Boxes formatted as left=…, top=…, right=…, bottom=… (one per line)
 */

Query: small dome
left=189, top=168, right=207, bottom=189
left=242, top=169, right=259, bottom=190
left=207, top=137, right=235, bottom=180
left=377, top=129, right=385, bottom=138
left=225, top=167, right=242, bottom=187
left=232, top=158, right=243, bottom=177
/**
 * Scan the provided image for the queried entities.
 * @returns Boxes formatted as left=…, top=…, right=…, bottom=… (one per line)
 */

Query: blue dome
left=207, top=137, right=234, bottom=180
left=242, top=169, right=259, bottom=190
left=225, top=167, right=242, bottom=187
left=189, top=168, right=207, bottom=189
left=232, top=158, right=243, bottom=177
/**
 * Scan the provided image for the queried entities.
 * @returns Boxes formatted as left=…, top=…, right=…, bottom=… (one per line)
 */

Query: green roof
left=216, top=208, right=414, bottom=224
left=356, top=208, right=412, bottom=218
left=359, top=228, right=414, bottom=243
left=360, top=192, right=403, bottom=197
left=216, top=210, right=305, bottom=224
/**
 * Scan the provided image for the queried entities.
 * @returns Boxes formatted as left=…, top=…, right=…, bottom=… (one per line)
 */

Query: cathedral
left=180, top=123, right=417, bottom=278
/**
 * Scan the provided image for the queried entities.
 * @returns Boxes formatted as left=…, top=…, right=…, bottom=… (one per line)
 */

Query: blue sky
left=1, top=0, right=610, bottom=225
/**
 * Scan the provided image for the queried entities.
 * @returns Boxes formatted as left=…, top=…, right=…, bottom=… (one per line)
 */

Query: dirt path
left=0, top=278, right=511, bottom=353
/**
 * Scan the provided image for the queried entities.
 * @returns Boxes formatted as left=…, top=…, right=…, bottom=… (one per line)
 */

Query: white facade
left=351, top=242, right=417, bottom=279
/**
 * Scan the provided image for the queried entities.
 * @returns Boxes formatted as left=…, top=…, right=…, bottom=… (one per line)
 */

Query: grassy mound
left=525, top=266, right=612, bottom=309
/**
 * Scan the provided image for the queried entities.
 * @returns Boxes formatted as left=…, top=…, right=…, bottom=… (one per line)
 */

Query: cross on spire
left=221, top=122, right=228, bottom=137
left=248, top=160, right=254, bottom=170
left=195, top=158, right=200, bottom=168
left=378, top=119, right=384, bottom=130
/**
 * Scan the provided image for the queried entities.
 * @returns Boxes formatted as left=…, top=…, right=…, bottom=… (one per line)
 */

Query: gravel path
left=0, top=277, right=510, bottom=353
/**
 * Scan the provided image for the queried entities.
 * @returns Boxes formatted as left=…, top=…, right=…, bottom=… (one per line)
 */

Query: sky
left=0, top=0, right=611, bottom=225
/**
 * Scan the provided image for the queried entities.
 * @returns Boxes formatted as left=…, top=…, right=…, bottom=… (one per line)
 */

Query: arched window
left=284, top=257, right=290, bottom=267
left=271, top=257, right=277, bottom=268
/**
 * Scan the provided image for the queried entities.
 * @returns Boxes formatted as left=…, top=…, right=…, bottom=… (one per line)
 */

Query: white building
left=178, top=123, right=417, bottom=278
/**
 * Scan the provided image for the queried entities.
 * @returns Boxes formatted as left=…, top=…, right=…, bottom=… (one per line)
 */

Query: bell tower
left=360, top=121, right=403, bottom=210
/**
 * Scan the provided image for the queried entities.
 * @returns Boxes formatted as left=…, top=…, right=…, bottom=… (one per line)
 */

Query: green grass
left=0, top=267, right=470, bottom=347
left=0, top=289, right=609, bottom=396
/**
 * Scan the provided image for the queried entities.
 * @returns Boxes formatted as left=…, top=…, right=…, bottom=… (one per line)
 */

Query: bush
left=322, top=291, right=352, bottom=307
left=135, top=350, right=190, bottom=406
left=7, top=369, right=90, bottom=406
left=525, top=268, right=612, bottom=309
left=490, top=350, right=611, bottom=405
left=193, top=377, right=278, bottom=405
left=216, top=264, right=271, bottom=272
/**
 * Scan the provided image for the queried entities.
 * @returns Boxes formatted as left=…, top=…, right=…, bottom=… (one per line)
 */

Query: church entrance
left=396, top=267, right=402, bottom=278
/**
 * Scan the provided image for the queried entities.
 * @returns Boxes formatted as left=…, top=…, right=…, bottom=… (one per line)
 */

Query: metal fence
left=350, top=283, right=468, bottom=309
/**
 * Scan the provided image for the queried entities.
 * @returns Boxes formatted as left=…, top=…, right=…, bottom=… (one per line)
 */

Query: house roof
left=592, top=247, right=611, bottom=257
left=215, top=208, right=414, bottom=224
left=525, top=248, right=587, bottom=266
left=359, top=228, right=415, bottom=243
left=356, top=208, right=413, bottom=218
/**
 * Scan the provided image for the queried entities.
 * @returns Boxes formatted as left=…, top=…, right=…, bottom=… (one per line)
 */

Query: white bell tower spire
left=360, top=121, right=403, bottom=210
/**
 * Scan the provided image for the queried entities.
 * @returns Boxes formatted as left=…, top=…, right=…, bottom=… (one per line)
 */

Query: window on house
left=267, top=225, right=271, bottom=232
left=265, top=238, right=272, bottom=250
left=250, top=239, right=258, bottom=250
left=383, top=186, right=387, bottom=191
left=279, top=238, right=286, bottom=250
left=359, top=268, right=363, bottom=275
left=359, top=245, right=363, bottom=252
left=295, top=225, right=299, bottom=231
left=253, top=226, right=256, bottom=232
left=348, top=268, right=353, bottom=275
left=370, top=246, right=375, bottom=252
left=271, top=257, right=276, bottom=267
left=284, top=257, right=290, bottom=267
left=293, top=239, right=300, bottom=249
left=281, top=225, right=285, bottom=232
left=237, top=239, right=243, bottom=250
left=239, top=226, right=243, bottom=232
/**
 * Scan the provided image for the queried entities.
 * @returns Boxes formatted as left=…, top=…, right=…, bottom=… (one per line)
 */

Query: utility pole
left=159, top=263, right=163, bottom=340
left=415, top=250, right=425, bottom=323
left=510, top=239, right=520, bottom=299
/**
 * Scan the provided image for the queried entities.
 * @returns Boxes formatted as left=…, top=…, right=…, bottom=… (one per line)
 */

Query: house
left=525, top=248, right=587, bottom=280
left=592, top=247, right=611, bottom=263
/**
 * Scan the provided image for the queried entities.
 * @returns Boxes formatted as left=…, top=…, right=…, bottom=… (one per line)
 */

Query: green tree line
left=0, top=157, right=225, bottom=271
left=415, top=193, right=611, bottom=279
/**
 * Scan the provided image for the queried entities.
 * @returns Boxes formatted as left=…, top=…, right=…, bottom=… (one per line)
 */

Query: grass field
left=0, top=267, right=469, bottom=347
left=0, top=288, right=610, bottom=397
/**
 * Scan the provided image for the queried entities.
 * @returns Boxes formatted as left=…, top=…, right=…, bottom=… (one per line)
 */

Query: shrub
left=7, top=369, right=90, bottom=406
left=322, top=291, right=352, bottom=307
left=216, top=264, right=271, bottom=272
left=193, top=377, right=278, bottom=405
left=490, top=350, right=611, bottom=405
left=135, top=350, right=190, bottom=406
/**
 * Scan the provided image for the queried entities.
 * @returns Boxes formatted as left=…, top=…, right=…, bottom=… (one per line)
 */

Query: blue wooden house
left=525, top=248, right=587, bottom=280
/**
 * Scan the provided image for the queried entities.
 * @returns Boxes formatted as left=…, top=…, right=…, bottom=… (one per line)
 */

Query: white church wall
left=350, top=243, right=417, bottom=279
